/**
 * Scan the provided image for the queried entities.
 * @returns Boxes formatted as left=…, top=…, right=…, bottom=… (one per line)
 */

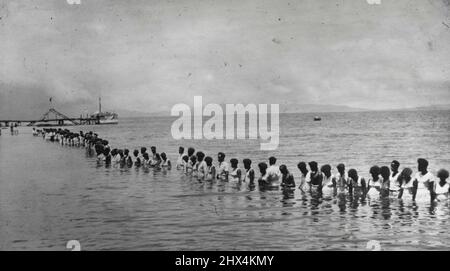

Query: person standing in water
left=389, top=160, right=401, bottom=197
left=196, top=152, right=207, bottom=178
left=228, top=158, right=242, bottom=182
left=433, top=169, right=449, bottom=202
left=320, top=164, right=336, bottom=198
left=280, top=165, right=295, bottom=189
left=161, top=153, right=171, bottom=169
left=348, top=169, right=367, bottom=201
left=297, top=162, right=310, bottom=192
left=264, top=157, right=281, bottom=188
left=367, top=166, right=382, bottom=198
left=398, top=168, right=415, bottom=200
left=379, top=166, right=391, bottom=198
left=243, top=159, right=255, bottom=187
left=216, top=152, right=229, bottom=181
left=411, top=158, right=434, bottom=202
left=308, top=161, right=323, bottom=195
left=257, top=162, right=269, bottom=187
left=335, top=164, right=348, bottom=195
left=133, top=150, right=142, bottom=167
left=176, top=147, right=185, bottom=169
left=204, top=156, right=216, bottom=181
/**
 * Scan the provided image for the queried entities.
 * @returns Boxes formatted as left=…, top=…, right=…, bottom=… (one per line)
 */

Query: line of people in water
left=37, top=128, right=450, bottom=203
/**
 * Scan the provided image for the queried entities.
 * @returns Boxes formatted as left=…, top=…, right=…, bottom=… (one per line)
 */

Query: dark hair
left=182, top=155, right=189, bottom=162
left=309, top=161, right=318, bottom=171
left=297, top=162, right=307, bottom=170
left=155, top=153, right=161, bottom=160
left=258, top=162, right=268, bottom=173
left=380, top=166, right=390, bottom=180
left=188, top=147, right=195, bottom=156
left=230, top=158, right=238, bottom=167
left=348, top=169, right=358, bottom=181
left=143, top=153, right=149, bottom=160
left=205, top=156, right=213, bottom=166
left=124, top=149, right=129, bottom=155
left=337, top=163, right=345, bottom=172
left=103, top=147, right=110, bottom=156
left=133, top=150, right=139, bottom=157
left=179, top=146, right=185, bottom=153
left=321, top=164, right=331, bottom=173
left=161, top=152, right=167, bottom=160
left=196, top=151, right=205, bottom=161
left=269, top=156, right=277, bottom=165
left=141, top=147, right=147, bottom=153
left=218, top=152, right=225, bottom=159
left=190, top=155, right=197, bottom=163
left=243, top=159, right=252, bottom=168
left=279, top=164, right=288, bottom=174
left=391, top=160, right=400, bottom=168
left=417, top=158, right=428, bottom=168
left=437, top=169, right=449, bottom=180
left=370, top=166, right=380, bottom=176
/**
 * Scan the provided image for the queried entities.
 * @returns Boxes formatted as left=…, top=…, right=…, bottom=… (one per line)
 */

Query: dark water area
left=0, top=110, right=449, bottom=250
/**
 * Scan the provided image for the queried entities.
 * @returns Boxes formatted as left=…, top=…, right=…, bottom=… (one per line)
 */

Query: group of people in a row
left=175, top=146, right=449, bottom=202
left=36, top=128, right=450, bottom=203
left=36, top=128, right=172, bottom=169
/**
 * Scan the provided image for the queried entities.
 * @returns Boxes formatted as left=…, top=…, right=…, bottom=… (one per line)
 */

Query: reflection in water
left=1, top=111, right=449, bottom=250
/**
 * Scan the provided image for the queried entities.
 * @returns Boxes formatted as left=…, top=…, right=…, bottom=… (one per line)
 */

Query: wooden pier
left=0, top=108, right=102, bottom=127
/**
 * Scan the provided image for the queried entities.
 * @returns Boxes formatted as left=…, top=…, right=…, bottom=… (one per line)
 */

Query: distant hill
left=279, top=104, right=369, bottom=113
left=403, top=104, right=450, bottom=111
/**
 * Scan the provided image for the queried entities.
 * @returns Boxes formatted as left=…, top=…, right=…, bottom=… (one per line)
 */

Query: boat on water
left=314, top=116, right=322, bottom=121
left=90, top=97, right=119, bottom=125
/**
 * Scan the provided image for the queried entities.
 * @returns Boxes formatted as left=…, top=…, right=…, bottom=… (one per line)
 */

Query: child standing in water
left=186, top=155, right=196, bottom=175
left=176, top=147, right=185, bottom=170
left=308, top=161, right=323, bottom=194
left=124, top=149, right=133, bottom=168
left=389, top=160, right=401, bottom=197
left=297, top=162, right=310, bottom=192
left=142, top=153, right=151, bottom=167
left=348, top=169, right=367, bottom=200
left=257, top=162, right=269, bottom=187
left=133, top=150, right=141, bottom=167
left=335, top=164, right=348, bottom=195
left=104, top=148, right=112, bottom=166
left=161, top=153, right=171, bottom=169
left=411, top=158, right=434, bottom=202
left=196, top=152, right=207, bottom=178
left=152, top=153, right=162, bottom=169
left=280, top=165, right=295, bottom=189
left=367, top=166, right=381, bottom=198
left=321, top=164, right=336, bottom=198
left=433, top=169, right=449, bottom=202
left=216, top=152, right=229, bottom=181
left=243, top=159, right=255, bottom=187
left=204, top=156, right=216, bottom=181
left=228, top=158, right=242, bottom=182
left=398, top=168, right=415, bottom=200
left=379, top=166, right=391, bottom=198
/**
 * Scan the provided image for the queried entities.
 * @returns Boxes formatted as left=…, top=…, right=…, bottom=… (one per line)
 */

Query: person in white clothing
left=216, top=152, right=229, bottom=181
left=433, top=169, right=449, bottom=202
left=266, top=156, right=281, bottom=184
left=297, top=162, right=310, bottom=192
left=411, top=158, right=434, bottom=202
left=389, top=160, right=401, bottom=196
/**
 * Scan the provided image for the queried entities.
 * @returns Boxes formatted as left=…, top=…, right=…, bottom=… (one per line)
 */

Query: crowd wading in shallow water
left=36, top=128, right=450, bottom=204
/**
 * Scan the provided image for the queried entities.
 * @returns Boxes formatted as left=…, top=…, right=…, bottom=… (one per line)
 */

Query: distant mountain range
left=117, top=104, right=450, bottom=117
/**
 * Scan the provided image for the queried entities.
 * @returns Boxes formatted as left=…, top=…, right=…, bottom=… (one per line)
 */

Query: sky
left=0, top=0, right=449, bottom=119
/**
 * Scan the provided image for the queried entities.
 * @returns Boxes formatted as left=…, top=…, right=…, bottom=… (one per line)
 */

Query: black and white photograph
left=0, top=0, right=449, bottom=253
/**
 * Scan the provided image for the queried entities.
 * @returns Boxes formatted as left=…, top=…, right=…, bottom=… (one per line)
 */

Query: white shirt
left=266, top=165, right=281, bottom=182
left=413, top=172, right=434, bottom=190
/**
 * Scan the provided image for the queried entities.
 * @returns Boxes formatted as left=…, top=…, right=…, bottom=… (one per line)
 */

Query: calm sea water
left=0, top=110, right=449, bottom=250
